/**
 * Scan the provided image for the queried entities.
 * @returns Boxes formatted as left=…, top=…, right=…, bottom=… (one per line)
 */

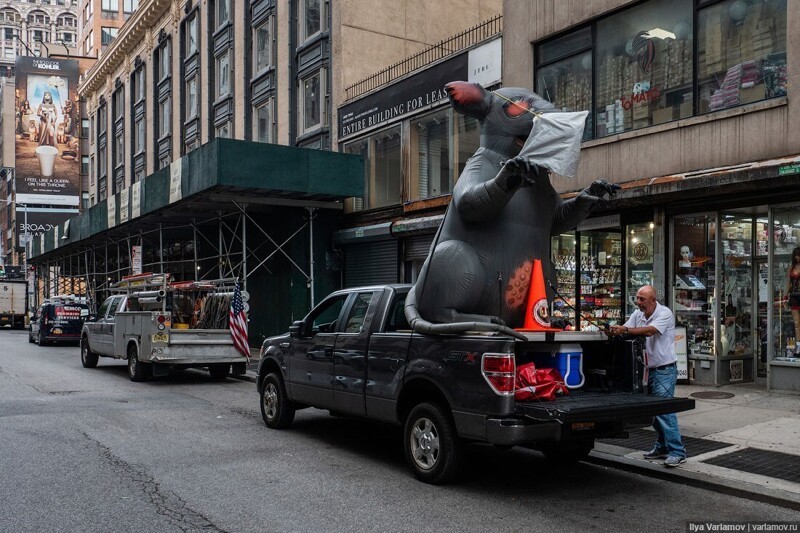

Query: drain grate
left=702, top=448, right=800, bottom=483
left=599, top=428, right=734, bottom=456
left=689, top=391, right=735, bottom=400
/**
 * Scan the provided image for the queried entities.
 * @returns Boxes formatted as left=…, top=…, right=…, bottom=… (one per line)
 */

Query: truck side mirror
left=289, top=320, right=305, bottom=337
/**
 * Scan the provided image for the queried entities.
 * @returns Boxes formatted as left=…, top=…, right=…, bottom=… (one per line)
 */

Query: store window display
left=771, top=209, right=800, bottom=362
left=698, top=0, right=787, bottom=114
left=626, top=222, right=654, bottom=318
left=784, top=247, right=800, bottom=356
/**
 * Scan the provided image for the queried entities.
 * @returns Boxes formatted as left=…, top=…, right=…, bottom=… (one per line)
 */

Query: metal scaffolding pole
left=218, top=215, right=223, bottom=279
left=241, top=207, right=247, bottom=291
left=193, top=219, right=198, bottom=278
left=159, top=223, right=164, bottom=274
left=308, top=207, right=316, bottom=306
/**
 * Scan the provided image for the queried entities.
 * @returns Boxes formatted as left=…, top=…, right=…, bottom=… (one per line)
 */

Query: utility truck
left=0, top=279, right=27, bottom=329
left=81, top=273, right=250, bottom=381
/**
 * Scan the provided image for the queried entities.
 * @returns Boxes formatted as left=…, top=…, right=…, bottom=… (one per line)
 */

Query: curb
left=586, top=447, right=800, bottom=512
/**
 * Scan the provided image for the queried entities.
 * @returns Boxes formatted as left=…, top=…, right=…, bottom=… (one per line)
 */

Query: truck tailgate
left=515, top=393, right=695, bottom=423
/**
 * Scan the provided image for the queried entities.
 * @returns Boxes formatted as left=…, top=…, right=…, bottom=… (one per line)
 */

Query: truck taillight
left=157, top=315, right=166, bottom=324
left=482, top=353, right=516, bottom=395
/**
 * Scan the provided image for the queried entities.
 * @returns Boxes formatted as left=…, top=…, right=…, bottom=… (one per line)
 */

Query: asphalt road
left=0, top=329, right=797, bottom=533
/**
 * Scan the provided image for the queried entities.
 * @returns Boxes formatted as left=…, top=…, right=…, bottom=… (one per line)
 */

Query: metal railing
left=345, top=15, right=502, bottom=101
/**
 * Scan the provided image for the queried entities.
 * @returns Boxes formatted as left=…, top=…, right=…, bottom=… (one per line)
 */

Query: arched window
left=27, top=10, right=50, bottom=27
left=0, top=8, right=20, bottom=24
left=57, top=13, right=77, bottom=28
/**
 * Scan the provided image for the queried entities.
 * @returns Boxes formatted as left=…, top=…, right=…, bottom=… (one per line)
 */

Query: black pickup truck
left=257, top=284, right=694, bottom=484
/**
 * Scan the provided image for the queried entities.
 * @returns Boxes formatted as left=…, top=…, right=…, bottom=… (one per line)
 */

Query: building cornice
left=77, top=0, right=173, bottom=96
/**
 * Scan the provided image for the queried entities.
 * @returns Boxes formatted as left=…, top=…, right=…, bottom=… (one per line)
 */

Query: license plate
left=52, top=328, right=63, bottom=335
left=152, top=332, right=168, bottom=343
left=571, top=422, right=595, bottom=431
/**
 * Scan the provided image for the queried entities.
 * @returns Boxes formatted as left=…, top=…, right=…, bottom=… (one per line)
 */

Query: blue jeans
left=648, top=365, right=686, bottom=458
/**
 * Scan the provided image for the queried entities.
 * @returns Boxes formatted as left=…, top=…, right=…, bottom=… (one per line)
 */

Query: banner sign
left=675, top=326, right=689, bottom=381
left=16, top=208, right=78, bottom=248
left=338, top=54, right=468, bottom=138
left=14, top=56, right=80, bottom=206
left=131, top=245, right=142, bottom=275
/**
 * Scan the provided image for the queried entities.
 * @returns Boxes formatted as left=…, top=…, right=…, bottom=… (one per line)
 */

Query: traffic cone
left=516, top=258, right=562, bottom=332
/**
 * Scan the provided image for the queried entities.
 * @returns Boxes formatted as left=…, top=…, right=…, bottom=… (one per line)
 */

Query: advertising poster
left=14, top=56, right=80, bottom=206
left=16, top=208, right=79, bottom=247
left=675, top=326, right=689, bottom=382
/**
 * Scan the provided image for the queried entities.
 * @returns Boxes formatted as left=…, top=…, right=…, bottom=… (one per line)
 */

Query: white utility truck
left=0, top=279, right=27, bottom=329
left=80, top=273, right=250, bottom=381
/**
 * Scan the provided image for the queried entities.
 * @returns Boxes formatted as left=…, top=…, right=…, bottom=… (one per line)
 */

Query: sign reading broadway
left=15, top=56, right=80, bottom=206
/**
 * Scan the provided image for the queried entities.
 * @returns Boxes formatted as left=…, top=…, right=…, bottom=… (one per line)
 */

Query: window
left=131, top=65, right=146, bottom=162
left=101, top=0, right=118, bottom=17
left=82, top=118, right=89, bottom=138
left=185, top=13, right=197, bottom=56
left=409, top=108, right=479, bottom=201
left=216, top=0, right=229, bottom=28
left=186, top=77, right=197, bottom=118
left=698, top=0, right=787, bottom=113
left=344, top=126, right=402, bottom=211
left=216, top=122, right=231, bottom=139
left=300, top=0, right=321, bottom=41
left=81, top=155, right=89, bottom=175
left=101, top=27, right=118, bottom=46
left=154, top=37, right=172, bottom=166
left=534, top=0, right=787, bottom=139
left=308, top=294, right=348, bottom=334
left=157, top=40, right=170, bottom=81
left=253, top=99, right=274, bottom=143
left=158, top=96, right=170, bottom=137
left=299, top=70, right=323, bottom=133
left=216, top=51, right=230, bottom=99
left=134, top=117, right=144, bottom=153
left=253, top=18, right=272, bottom=73
left=112, top=86, right=124, bottom=190
left=343, top=292, right=374, bottom=333
left=132, top=66, right=144, bottom=103
left=123, top=0, right=137, bottom=15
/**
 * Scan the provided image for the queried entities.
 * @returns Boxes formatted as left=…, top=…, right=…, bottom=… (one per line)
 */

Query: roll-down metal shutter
left=404, top=234, right=435, bottom=261
left=344, top=240, right=399, bottom=287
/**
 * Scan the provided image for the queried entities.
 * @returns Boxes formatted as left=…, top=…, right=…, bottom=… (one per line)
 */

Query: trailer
left=81, top=273, right=250, bottom=381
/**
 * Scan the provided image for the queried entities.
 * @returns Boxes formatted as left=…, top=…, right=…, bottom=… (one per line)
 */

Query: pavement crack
left=81, top=431, right=229, bottom=532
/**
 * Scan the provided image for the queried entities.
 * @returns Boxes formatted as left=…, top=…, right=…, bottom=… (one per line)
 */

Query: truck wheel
left=81, top=337, right=98, bottom=368
left=541, top=439, right=595, bottom=464
left=127, top=344, right=151, bottom=382
left=404, top=402, right=463, bottom=484
left=208, top=364, right=229, bottom=380
left=38, top=330, right=47, bottom=346
left=260, top=373, right=295, bottom=429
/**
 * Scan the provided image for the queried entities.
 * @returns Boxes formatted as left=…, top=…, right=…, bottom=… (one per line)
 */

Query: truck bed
left=516, top=392, right=695, bottom=423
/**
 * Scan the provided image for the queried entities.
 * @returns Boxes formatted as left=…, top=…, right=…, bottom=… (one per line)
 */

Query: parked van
left=29, top=297, right=90, bottom=346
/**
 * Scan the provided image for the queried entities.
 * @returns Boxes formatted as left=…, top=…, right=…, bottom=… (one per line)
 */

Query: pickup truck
left=257, top=284, right=695, bottom=484
left=81, top=275, right=249, bottom=381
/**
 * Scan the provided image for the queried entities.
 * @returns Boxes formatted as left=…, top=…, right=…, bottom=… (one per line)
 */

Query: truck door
left=99, top=296, right=123, bottom=355
left=287, top=293, right=348, bottom=409
left=333, top=290, right=380, bottom=416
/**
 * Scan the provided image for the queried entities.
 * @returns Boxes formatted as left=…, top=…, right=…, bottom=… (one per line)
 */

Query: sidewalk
left=593, top=382, right=800, bottom=510
left=236, top=361, right=800, bottom=509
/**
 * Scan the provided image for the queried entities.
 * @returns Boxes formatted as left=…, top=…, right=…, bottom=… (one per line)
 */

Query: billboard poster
left=16, top=207, right=78, bottom=248
left=14, top=56, right=80, bottom=206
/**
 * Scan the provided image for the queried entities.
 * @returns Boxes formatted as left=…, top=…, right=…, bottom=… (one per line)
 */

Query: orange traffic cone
left=516, top=258, right=562, bottom=332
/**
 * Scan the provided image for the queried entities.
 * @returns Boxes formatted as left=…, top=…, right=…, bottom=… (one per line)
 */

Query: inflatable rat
left=404, top=81, right=616, bottom=339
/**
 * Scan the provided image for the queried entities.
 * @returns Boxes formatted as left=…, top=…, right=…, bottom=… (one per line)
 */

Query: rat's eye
left=504, top=98, right=531, bottom=117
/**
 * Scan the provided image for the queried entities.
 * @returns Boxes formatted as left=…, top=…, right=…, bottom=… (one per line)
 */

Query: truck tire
left=38, top=330, right=48, bottom=346
left=208, top=364, right=229, bottom=380
left=541, top=439, right=595, bottom=464
left=127, top=344, right=151, bottom=382
left=260, top=372, right=295, bottom=429
left=81, top=337, right=99, bottom=368
left=404, top=402, right=463, bottom=484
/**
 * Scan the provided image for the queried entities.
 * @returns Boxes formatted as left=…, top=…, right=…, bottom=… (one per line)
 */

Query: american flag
left=229, top=282, right=250, bottom=359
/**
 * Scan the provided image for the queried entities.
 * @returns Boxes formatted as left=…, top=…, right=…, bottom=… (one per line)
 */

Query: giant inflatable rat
left=404, top=81, right=616, bottom=338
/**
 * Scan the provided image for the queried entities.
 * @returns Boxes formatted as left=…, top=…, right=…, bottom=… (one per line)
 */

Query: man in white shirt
left=608, top=285, right=687, bottom=467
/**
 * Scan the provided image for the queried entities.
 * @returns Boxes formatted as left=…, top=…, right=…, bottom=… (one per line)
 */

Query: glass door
left=551, top=232, right=576, bottom=329
left=626, top=223, right=654, bottom=317
left=672, top=214, right=716, bottom=357
left=755, top=217, right=769, bottom=378
left=770, top=208, right=800, bottom=362
left=579, top=230, right=622, bottom=331
left=720, top=214, right=754, bottom=363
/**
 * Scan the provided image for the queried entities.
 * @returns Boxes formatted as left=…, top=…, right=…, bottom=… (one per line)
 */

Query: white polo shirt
left=623, top=302, right=676, bottom=368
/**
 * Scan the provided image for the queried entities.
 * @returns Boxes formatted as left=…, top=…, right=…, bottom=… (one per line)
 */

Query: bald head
left=635, top=285, right=658, bottom=316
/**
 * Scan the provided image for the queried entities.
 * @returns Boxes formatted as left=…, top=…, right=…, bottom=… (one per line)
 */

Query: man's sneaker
left=664, top=455, right=686, bottom=467
left=643, top=447, right=668, bottom=460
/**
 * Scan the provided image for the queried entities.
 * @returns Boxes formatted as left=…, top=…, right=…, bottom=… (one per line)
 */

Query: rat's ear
left=445, top=81, right=491, bottom=120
